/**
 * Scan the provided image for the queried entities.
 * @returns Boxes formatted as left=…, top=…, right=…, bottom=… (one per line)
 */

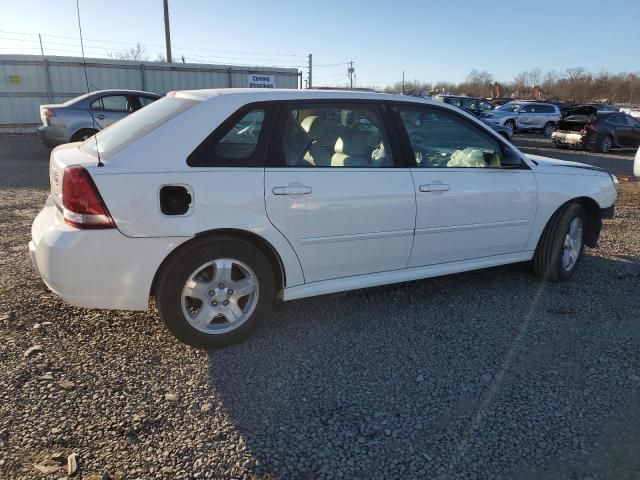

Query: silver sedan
left=37, top=89, right=161, bottom=147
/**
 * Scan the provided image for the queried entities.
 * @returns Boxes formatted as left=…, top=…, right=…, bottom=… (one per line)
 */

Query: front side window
left=398, top=106, right=504, bottom=168
left=279, top=104, right=393, bottom=167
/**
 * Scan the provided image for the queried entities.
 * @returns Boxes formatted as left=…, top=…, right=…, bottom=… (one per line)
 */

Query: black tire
left=71, top=128, right=98, bottom=142
left=543, top=122, right=555, bottom=137
left=504, top=119, right=516, bottom=131
left=594, top=135, right=613, bottom=153
left=156, top=236, right=276, bottom=348
left=532, top=203, right=586, bottom=282
left=553, top=142, right=568, bottom=150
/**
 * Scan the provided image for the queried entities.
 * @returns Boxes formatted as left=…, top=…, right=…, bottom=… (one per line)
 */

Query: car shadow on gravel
left=205, top=254, right=640, bottom=479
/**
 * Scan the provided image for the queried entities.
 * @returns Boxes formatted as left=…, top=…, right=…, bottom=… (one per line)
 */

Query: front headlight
left=610, top=174, right=619, bottom=194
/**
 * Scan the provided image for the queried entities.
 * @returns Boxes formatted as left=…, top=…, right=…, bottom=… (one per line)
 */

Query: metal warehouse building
left=0, top=54, right=300, bottom=132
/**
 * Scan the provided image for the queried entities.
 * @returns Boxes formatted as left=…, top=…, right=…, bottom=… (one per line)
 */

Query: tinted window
left=519, top=104, right=536, bottom=113
left=445, top=97, right=463, bottom=108
left=398, top=106, right=504, bottom=168
left=608, top=114, right=627, bottom=126
left=215, top=110, right=265, bottom=159
left=477, top=101, right=493, bottom=111
left=537, top=105, right=555, bottom=114
left=461, top=98, right=477, bottom=110
left=139, top=96, right=157, bottom=107
left=279, top=104, right=393, bottom=167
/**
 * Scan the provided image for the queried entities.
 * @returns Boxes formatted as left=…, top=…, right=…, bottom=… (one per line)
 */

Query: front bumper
left=30, top=197, right=189, bottom=311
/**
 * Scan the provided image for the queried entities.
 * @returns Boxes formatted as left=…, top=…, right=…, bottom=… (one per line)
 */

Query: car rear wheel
left=156, top=236, right=276, bottom=348
left=532, top=203, right=586, bottom=282
left=504, top=119, right=516, bottom=130
left=71, top=128, right=98, bottom=142
left=595, top=135, right=613, bottom=153
left=543, top=122, right=555, bottom=137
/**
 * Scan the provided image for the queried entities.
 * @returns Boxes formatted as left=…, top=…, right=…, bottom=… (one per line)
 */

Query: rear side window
left=92, top=95, right=130, bottom=112
left=537, top=105, right=555, bottom=113
left=275, top=103, right=394, bottom=168
left=80, top=96, right=198, bottom=160
left=187, top=103, right=277, bottom=167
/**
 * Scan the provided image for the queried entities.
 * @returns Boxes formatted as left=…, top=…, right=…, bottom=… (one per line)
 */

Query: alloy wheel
left=562, top=217, right=583, bottom=271
left=181, top=258, right=259, bottom=334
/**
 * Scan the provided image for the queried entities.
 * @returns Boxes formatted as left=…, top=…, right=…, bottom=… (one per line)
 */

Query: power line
left=0, top=30, right=308, bottom=59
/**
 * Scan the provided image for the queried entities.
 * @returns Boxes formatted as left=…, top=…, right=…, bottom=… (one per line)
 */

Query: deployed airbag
left=447, top=148, right=487, bottom=168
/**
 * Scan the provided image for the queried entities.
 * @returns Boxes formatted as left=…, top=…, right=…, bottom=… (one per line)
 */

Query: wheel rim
left=562, top=217, right=583, bottom=271
left=544, top=124, right=554, bottom=136
left=506, top=120, right=515, bottom=129
left=181, top=258, right=259, bottom=334
left=601, top=137, right=612, bottom=152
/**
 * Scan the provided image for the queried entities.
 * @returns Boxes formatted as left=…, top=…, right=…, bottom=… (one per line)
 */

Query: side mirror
left=501, top=146, right=523, bottom=168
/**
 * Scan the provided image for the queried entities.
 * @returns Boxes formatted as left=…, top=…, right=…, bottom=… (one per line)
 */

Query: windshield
left=80, top=96, right=198, bottom=159
left=497, top=102, right=522, bottom=112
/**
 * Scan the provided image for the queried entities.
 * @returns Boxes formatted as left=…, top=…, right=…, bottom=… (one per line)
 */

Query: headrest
left=300, top=115, right=326, bottom=140
left=334, top=130, right=369, bottom=156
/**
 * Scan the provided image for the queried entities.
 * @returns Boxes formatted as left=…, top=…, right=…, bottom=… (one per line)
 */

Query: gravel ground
left=1, top=134, right=639, bottom=480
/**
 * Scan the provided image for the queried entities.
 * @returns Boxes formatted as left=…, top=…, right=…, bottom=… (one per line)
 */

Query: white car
left=485, top=101, right=562, bottom=136
left=635, top=146, right=640, bottom=177
left=30, top=89, right=618, bottom=347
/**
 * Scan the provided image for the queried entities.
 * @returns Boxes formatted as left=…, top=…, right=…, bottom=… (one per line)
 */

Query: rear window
left=80, top=96, right=198, bottom=159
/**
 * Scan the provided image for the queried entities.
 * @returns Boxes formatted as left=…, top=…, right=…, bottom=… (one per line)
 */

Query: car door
left=621, top=115, right=640, bottom=147
left=393, top=104, right=537, bottom=267
left=91, top=94, right=131, bottom=128
left=517, top=104, right=536, bottom=128
left=264, top=101, right=416, bottom=283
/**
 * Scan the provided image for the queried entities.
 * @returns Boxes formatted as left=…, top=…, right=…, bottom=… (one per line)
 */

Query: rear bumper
left=551, top=131, right=586, bottom=146
left=37, top=125, right=68, bottom=147
left=30, top=197, right=190, bottom=311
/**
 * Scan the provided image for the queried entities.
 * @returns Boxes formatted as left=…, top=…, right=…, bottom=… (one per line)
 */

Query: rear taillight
left=62, top=165, right=115, bottom=229
left=43, top=108, right=56, bottom=117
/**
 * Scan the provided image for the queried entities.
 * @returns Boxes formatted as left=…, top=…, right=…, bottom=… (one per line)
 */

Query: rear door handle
left=272, top=185, right=312, bottom=196
left=419, top=183, right=450, bottom=192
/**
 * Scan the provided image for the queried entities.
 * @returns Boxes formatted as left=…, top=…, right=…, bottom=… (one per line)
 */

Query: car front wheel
left=532, top=203, right=586, bottom=282
left=156, top=236, right=276, bottom=348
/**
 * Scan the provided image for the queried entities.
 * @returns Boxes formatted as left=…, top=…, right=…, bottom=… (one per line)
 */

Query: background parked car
left=635, top=146, right=640, bottom=177
left=460, top=107, right=513, bottom=141
left=38, top=89, right=161, bottom=147
left=432, top=94, right=495, bottom=116
left=485, top=100, right=561, bottom=136
left=552, top=106, right=640, bottom=153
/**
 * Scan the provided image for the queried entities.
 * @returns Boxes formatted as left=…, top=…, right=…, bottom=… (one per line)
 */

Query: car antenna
left=75, top=0, right=103, bottom=167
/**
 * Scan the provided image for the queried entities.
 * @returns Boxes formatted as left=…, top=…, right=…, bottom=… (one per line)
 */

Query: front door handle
left=419, top=183, right=450, bottom=192
left=272, top=185, right=312, bottom=196
left=95, top=114, right=105, bottom=120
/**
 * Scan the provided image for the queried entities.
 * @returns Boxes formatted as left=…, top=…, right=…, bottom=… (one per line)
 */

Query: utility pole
left=402, top=71, right=405, bottom=95
left=348, top=61, right=354, bottom=90
left=308, top=53, right=312, bottom=88
left=163, top=0, right=172, bottom=63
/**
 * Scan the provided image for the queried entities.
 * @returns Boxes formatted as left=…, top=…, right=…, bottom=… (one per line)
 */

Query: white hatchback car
left=30, top=89, right=618, bottom=347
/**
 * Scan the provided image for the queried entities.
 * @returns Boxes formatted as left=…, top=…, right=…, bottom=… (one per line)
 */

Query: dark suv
left=432, top=95, right=494, bottom=117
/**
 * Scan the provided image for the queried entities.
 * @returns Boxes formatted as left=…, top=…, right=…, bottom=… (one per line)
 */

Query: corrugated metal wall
left=0, top=54, right=300, bottom=132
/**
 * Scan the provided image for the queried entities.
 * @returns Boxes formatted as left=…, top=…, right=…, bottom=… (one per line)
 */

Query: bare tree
left=107, top=43, right=148, bottom=61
